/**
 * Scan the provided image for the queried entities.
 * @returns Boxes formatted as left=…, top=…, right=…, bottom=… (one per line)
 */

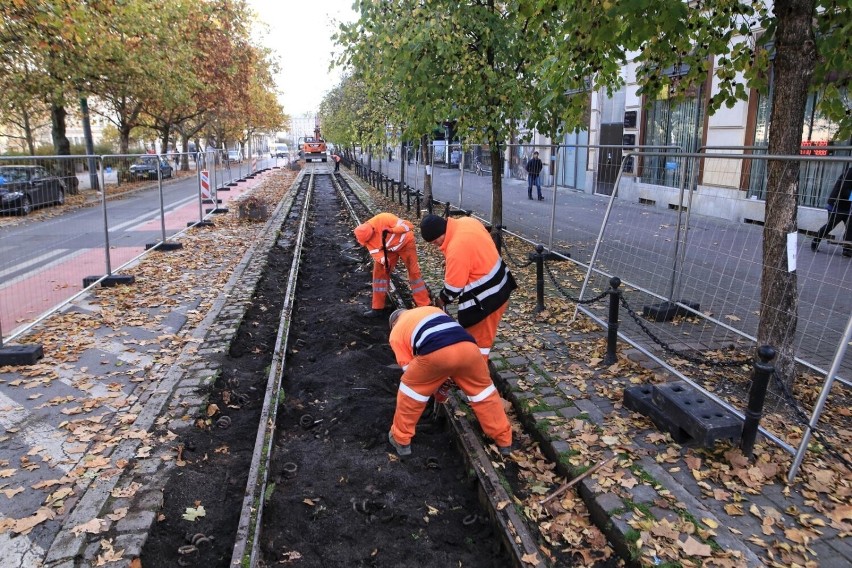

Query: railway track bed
left=140, top=168, right=520, bottom=567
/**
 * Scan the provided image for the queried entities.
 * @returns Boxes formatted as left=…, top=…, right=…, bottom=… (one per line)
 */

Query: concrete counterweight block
left=651, top=381, right=742, bottom=447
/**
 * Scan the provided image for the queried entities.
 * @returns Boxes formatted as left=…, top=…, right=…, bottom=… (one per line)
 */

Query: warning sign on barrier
left=200, top=170, right=210, bottom=199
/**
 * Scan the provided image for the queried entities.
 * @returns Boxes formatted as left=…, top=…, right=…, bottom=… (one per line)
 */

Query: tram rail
left=229, top=163, right=545, bottom=567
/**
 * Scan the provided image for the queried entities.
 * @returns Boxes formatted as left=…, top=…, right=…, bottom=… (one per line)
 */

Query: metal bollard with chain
left=740, top=346, right=776, bottom=460
left=603, top=277, right=622, bottom=365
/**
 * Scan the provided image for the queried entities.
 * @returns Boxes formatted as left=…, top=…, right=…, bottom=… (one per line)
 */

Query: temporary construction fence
left=0, top=151, right=269, bottom=351
left=357, top=144, right=851, bottom=480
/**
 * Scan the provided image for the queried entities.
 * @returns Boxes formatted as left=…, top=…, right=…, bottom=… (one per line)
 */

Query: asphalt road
left=365, top=153, right=852, bottom=383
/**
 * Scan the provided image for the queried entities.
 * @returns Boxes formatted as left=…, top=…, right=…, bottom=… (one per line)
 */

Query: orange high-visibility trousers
left=371, top=243, right=431, bottom=309
left=464, top=300, right=509, bottom=359
left=390, top=341, right=512, bottom=447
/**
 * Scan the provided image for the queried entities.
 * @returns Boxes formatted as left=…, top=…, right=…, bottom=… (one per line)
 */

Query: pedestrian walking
left=419, top=214, right=517, bottom=358
left=386, top=306, right=513, bottom=457
left=333, top=153, right=341, bottom=172
left=354, top=213, right=431, bottom=318
left=526, top=151, right=544, bottom=200
left=173, top=148, right=180, bottom=170
left=811, top=166, right=852, bottom=257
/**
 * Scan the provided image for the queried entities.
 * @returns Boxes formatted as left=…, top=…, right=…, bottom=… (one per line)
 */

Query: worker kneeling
left=354, top=213, right=431, bottom=318
left=387, top=307, right=513, bottom=457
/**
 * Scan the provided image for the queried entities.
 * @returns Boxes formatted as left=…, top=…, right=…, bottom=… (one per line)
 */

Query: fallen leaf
left=71, top=518, right=108, bottom=536
left=12, top=507, right=55, bottom=534
left=829, top=504, right=852, bottom=524
left=680, top=536, right=712, bottom=557
left=182, top=505, right=206, bottom=521
left=1, top=487, right=24, bottom=499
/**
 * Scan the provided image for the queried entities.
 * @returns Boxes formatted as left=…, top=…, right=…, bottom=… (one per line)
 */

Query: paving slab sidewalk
left=0, top=168, right=297, bottom=567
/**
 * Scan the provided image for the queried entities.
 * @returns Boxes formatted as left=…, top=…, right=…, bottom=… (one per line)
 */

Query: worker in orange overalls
left=354, top=213, right=431, bottom=318
left=419, top=214, right=516, bottom=358
left=386, top=306, right=513, bottom=457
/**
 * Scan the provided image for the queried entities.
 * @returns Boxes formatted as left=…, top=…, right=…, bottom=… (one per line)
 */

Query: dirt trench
left=141, top=174, right=508, bottom=567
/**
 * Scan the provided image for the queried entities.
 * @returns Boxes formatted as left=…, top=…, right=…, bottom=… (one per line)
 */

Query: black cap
left=420, top=214, right=447, bottom=242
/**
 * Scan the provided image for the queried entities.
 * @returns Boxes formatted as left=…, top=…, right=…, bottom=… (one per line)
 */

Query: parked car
left=129, top=156, right=173, bottom=181
left=227, top=150, right=243, bottom=164
left=0, top=165, right=67, bottom=215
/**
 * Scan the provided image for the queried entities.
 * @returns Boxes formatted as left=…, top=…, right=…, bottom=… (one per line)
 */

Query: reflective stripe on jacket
left=437, top=217, right=517, bottom=328
left=389, top=306, right=476, bottom=370
left=360, top=213, right=414, bottom=262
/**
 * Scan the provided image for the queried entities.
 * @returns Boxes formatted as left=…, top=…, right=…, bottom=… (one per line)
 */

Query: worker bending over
left=387, top=307, right=513, bottom=457
left=419, top=214, right=516, bottom=358
left=354, top=213, right=431, bottom=318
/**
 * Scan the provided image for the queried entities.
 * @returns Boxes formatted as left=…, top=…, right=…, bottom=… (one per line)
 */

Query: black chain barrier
left=501, top=239, right=534, bottom=269
left=543, top=261, right=608, bottom=305
left=619, top=295, right=749, bottom=369
left=772, top=372, right=852, bottom=472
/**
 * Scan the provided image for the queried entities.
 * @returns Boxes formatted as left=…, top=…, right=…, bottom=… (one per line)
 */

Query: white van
left=271, top=144, right=289, bottom=158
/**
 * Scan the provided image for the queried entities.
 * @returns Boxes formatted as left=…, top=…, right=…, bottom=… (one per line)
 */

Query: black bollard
left=444, top=201, right=451, bottom=218
left=405, top=185, right=411, bottom=211
left=603, top=277, right=622, bottom=365
left=533, top=245, right=545, bottom=313
left=740, top=346, right=776, bottom=460
left=397, top=182, right=404, bottom=204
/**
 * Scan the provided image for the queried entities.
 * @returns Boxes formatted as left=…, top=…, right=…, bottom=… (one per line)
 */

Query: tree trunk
left=119, top=124, right=132, bottom=155
left=51, top=102, right=79, bottom=194
left=420, top=134, right=432, bottom=203
left=21, top=106, right=35, bottom=155
left=758, top=0, right=817, bottom=388
left=488, top=129, right=503, bottom=229
left=180, top=135, right=190, bottom=170
left=160, top=124, right=171, bottom=158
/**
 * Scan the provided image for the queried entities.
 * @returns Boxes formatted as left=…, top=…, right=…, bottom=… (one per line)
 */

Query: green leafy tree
left=337, top=1, right=570, bottom=228
left=531, top=0, right=850, bottom=385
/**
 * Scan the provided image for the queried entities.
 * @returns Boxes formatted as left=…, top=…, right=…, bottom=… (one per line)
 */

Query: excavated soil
left=141, top=175, right=509, bottom=567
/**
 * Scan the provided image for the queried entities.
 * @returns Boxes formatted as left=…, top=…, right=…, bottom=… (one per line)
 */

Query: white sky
left=246, top=0, right=358, bottom=134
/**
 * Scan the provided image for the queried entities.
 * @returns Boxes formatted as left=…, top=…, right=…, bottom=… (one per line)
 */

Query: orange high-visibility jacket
left=437, top=217, right=516, bottom=327
left=389, top=306, right=477, bottom=370
left=354, top=213, right=415, bottom=264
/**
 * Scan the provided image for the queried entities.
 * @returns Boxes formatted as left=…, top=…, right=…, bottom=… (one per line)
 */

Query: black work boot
left=362, top=308, right=385, bottom=318
left=811, top=239, right=819, bottom=252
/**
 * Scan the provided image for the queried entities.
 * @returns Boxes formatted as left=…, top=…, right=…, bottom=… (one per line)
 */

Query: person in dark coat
left=525, top=151, right=544, bottom=200
left=812, top=166, right=852, bottom=257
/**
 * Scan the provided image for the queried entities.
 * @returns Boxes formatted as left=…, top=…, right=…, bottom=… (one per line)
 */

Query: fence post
left=741, top=346, right=776, bottom=460
left=533, top=245, right=545, bottom=313
left=405, top=184, right=411, bottom=211
left=603, top=277, right=622, bottom=365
